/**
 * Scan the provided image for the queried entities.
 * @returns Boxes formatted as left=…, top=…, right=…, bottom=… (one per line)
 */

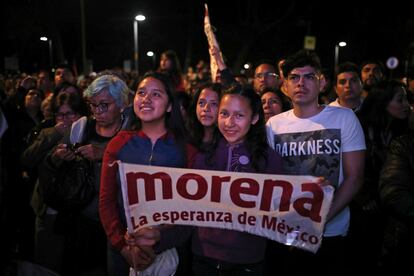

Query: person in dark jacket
left=21, top=92, right=87, bottom=274
left=378, top=131, right=414, bottom=274
left=44, top=74, right=130, bottom=275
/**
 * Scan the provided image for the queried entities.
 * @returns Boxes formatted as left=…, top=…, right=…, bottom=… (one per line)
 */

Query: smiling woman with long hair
left=99, top=72, right=195, bottom=275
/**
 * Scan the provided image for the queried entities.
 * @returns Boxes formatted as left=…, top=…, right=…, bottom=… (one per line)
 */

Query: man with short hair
left=54, top=64, right=75, bottom=88
left=266, top=50, right=366, bottom=274
left=330, top=62, right=363, bottom=111
left=252, top=63, right=279, bottom=94
left=360, top=60, right=384, bottom=98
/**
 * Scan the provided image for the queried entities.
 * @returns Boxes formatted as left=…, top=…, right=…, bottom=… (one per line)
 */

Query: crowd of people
left=0, top=48, right=413, bottom=276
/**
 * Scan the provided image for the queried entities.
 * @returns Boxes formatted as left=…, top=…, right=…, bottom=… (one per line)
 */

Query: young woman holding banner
left=99, top=72, right=194, bottom=275
left=130, top=85, right=283, bottom=275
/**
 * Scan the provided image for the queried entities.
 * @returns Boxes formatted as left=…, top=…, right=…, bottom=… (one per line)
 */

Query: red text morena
left=126, top=172, right=324, bottom=223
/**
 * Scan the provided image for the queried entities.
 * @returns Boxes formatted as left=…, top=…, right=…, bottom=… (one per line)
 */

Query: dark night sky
left=2, top=0, right=413, bottom=77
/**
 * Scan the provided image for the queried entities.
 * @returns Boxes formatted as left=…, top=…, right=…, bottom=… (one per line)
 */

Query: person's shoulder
left=277, top=109, right=293, bottom=117
left=324, top=105, right=356, bottom=117
left=267, top=109, right=293, bottom=124
left=115, top=130, right=140, bottom=141
left=107, top=130, right=137, bottom=149
left=391, top=131, right=414, bottom=149
left=328, top=99, right=340, bottom=107
left=40, top=126, right=61, bottom=138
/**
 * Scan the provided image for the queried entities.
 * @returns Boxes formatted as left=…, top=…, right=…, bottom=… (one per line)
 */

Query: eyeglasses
left=287, top=73, right=320, bottom=83
left=55, top=111, right=77, bottom=120
left=262, top=98, right=281, bottom=105
left=27, top=91, right=42, bottom=98
left=88, top=101, right=115, bottom=113
left=254, top=72, right=278, bottom=80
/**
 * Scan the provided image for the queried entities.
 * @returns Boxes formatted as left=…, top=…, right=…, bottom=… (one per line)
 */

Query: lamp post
left=134, top=14, right=146, bottom=76
left=334, top=41, right=347, bottom=72
left=40, top=36, right=53, bottom=69
left=147, top=51, right=156, bottom=69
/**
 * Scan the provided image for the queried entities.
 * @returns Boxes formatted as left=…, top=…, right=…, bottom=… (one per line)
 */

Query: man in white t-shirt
left=266, top=50, right=366, bottom=274
left=329, top=62, right=364, bottom=112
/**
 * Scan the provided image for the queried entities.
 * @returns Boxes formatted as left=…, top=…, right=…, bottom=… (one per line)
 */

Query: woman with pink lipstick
left=188, top=83, right=222, bottom=151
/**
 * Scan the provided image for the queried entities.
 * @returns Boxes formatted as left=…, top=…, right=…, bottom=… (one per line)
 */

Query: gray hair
left=83, top=74, right=130, bottom=108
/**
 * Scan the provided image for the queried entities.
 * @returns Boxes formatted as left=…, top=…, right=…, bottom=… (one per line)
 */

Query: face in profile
left=386, top=86, right=411, bottom=119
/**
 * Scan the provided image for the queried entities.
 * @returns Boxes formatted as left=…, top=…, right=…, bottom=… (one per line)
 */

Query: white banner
left=118, top=162, right=334, bottom=253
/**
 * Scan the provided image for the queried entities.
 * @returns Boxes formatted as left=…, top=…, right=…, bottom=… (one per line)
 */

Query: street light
left=134, top=14, right=146, bottom=76
left=40, top=36, right=53, bottom=69
left=334, top=41, right=347, bottom=72
left=147, top=51, right=156, bottom=69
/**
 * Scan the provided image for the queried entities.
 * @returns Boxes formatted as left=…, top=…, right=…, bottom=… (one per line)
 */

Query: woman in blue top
left=99, top=72, right=194, bottom=275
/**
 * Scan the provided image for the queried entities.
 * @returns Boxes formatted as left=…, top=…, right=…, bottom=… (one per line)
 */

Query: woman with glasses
left=41, top=74, right=130, bottom=274
left=260, top=87, right=291, bottom=122
left=21, top=91, right=87, bottom=274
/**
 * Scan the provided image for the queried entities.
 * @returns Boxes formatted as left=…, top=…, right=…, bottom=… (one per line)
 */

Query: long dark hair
left=260, top=87, right=292, bottom=112
left=131, top=71, right=188, bottom=146
left=188, top=82, right=222, bottom=151
left=213, top=85, right=269, bottom=171
left=358, top=80, right=409, bottom=147
left=157, top=50, right=183, bottom=91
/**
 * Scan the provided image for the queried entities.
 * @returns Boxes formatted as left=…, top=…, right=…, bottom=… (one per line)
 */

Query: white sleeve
left=266, top=121, right=275, bottom=149
left=341, top=111, right=366, bottom=152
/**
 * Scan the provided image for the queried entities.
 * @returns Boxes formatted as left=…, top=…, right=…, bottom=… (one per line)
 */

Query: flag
left=204, top=4, right=223, bottom=82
